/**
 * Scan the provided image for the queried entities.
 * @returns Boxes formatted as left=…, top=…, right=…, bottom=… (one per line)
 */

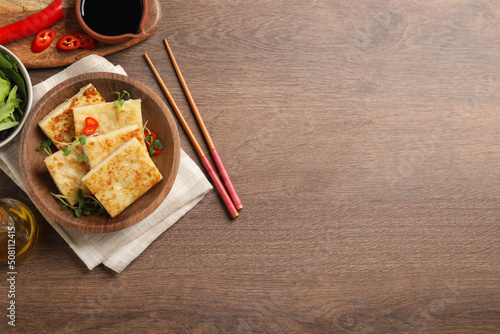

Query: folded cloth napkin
left=0, top=55, right=212, bottom=273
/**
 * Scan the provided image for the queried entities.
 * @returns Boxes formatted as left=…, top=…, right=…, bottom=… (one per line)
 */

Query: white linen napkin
left=0, top=55, right=212, bottom=273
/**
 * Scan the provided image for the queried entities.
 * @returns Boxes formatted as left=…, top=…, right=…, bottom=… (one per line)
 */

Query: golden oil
left=0, top=198, right=38, bottom=263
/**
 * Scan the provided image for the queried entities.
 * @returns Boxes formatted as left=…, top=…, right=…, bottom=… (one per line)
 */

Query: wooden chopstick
left=163, top=38, right=243, bottom=211
left=144, top=53, right=239, bottom=219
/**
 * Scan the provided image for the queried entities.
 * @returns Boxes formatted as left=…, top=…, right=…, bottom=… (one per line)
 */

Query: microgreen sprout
left=37, top=138, right=53, bottom=155
left=52, top=188, right=106, bottom=218
left=147, top=136, right=163, bottom=156
left=55, top=135, right=88, bottom=162
left=144, top=127, right=163, bottom=156
left=113, top=90, right=130, bottom=113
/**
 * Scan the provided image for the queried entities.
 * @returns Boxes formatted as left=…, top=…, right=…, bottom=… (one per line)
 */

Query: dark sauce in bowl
left=80, top=0, right=144, bottom=36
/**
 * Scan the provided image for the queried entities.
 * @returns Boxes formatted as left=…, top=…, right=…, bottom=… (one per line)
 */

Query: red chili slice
left=72, top=32, right=98, bottom=50
left=144, top=130, right=162, bottom=155
left=82, top=126, right=97, bottom=136
left=57, top=35, right=81, bottom=50
left=31, top=29, right=56, bottom=53
left=85, top=117, right=99, bottom=128
left=144, top=129, right=157, bottom=143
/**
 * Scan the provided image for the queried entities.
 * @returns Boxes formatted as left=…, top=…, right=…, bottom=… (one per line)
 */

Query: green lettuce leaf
left=0, top=54, right=26, bottom=108
left=0, top=85, right=21, bottom=121
left=0, top=73, right=11, bottom=102
left=0, top=120, right=18, bottom=132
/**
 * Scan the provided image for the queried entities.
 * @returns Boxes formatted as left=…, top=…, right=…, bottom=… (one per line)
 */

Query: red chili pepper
left=57, top=35, right=81, bottom=51
left=72, top=32, right=98, bottom=50
left=31, top=29, right=56, bottom=53
left=0, top=0, right=64, bottom=45
left=82, top=126, right=97, bottom=136
left=144, top=129, right=157, bottom=143
left=85, top=117, right=99, bottom=128
left=144, top=129, right=162, bottom=155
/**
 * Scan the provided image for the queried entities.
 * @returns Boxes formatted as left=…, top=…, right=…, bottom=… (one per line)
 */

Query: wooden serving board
left=0, top=0, right=161, bottom=69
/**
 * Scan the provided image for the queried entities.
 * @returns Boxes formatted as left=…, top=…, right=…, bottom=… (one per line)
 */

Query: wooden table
left=2, top=1, right=500, bottom=332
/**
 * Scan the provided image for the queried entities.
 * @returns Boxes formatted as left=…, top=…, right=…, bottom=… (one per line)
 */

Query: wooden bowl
left=19, top=72, right=180, bottom=233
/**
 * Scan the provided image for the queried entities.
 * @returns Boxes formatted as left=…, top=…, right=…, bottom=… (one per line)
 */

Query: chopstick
left=163, top=38, right=243, bottom=211
left=144, top=52, right=239, bottom=219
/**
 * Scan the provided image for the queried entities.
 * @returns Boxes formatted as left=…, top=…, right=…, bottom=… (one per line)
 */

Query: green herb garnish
left=52, top=188, right=106, bottom=218
left=37, top=138, right=53, bottom=155
left=144, top=127, right=163, bottom=156
left=113, top=90, right=130, bottom=113
left=148, top=137, right=163, bottom=156
left=56, top=135, right=88, bottom=162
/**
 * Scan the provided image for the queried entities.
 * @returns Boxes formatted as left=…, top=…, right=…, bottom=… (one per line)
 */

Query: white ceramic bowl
left=0, top=45, right=33, bottom=148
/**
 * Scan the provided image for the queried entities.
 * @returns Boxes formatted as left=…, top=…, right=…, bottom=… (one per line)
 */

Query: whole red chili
left=0, top=0, right=64, bottom=45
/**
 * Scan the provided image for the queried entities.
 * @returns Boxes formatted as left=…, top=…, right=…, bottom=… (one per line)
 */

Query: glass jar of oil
left=0, top=198, right=38, bottom=263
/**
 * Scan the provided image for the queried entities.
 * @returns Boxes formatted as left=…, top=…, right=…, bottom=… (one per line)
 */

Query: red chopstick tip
left=200, top=156, right=239, bottom=219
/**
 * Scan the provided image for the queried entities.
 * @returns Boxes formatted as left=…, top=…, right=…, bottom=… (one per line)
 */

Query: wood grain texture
left=19, top=73, right=180, bottom=232
left=2, top=0, right=500, bottom=332
left=0, top=0, right=53, bottom=13
left=0, top=0, right=161, bottom=68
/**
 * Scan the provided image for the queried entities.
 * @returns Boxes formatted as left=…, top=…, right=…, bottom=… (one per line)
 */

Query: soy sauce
left=81, top=0, right=144, bottom=36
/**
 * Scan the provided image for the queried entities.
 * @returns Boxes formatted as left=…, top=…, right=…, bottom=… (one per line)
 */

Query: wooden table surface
left=2, top=1, right=500, bottom=333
